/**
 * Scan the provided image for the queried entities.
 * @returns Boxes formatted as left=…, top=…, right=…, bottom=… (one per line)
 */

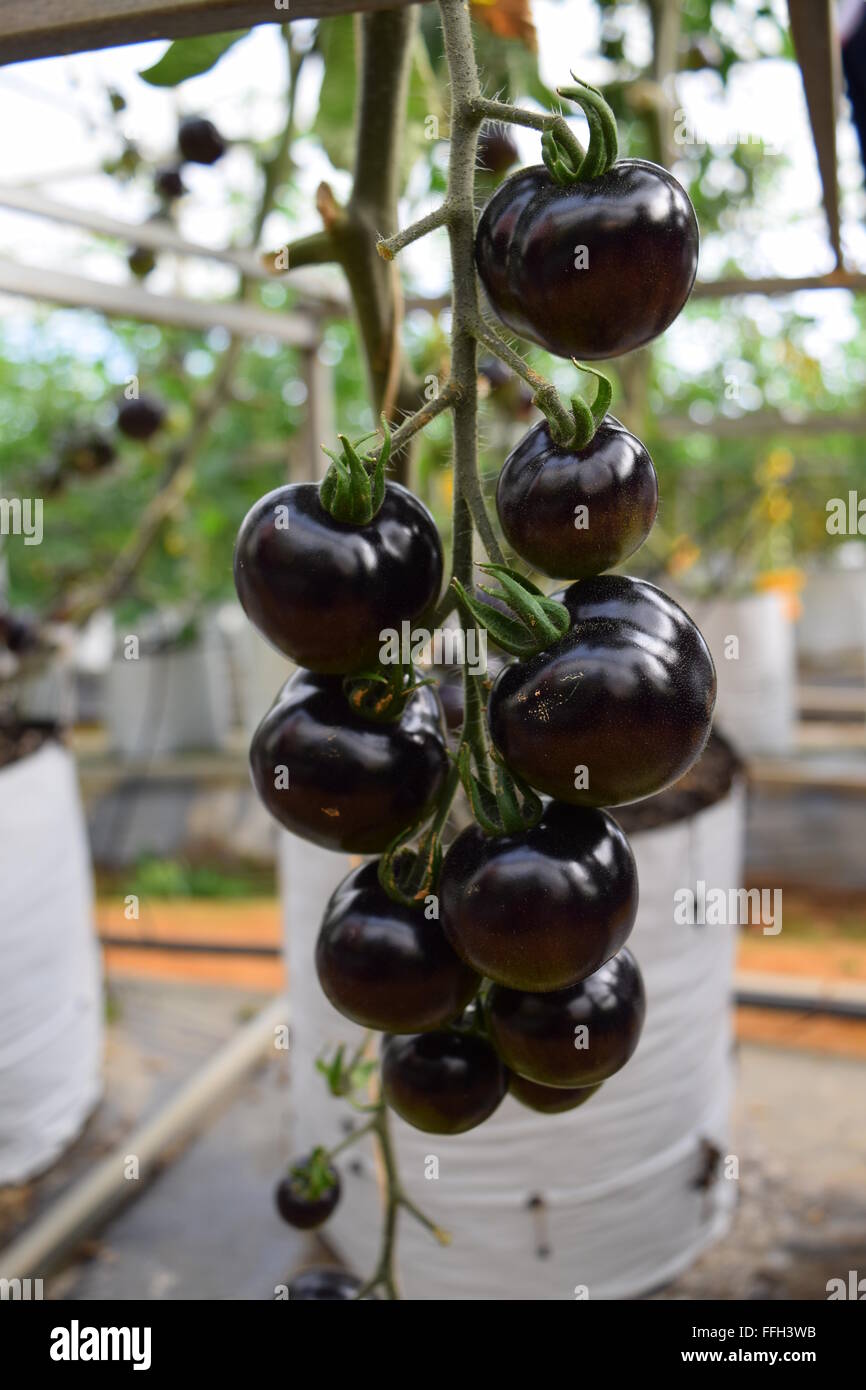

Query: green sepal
left=377, top=827, right=443, bottom=909
left=318, top=418, right=391, bottom=525
left=343, top=661, right=434, bottom=724
left=457, top=743, right=504, bottom=836
left=564, top=361, right=615, bottom=450
left=316, top=1043, right=348, bottom=1097
left=550, top=75, right=619, bottom=182
left=452, top=566, right=569, bottom=659
left=457, top=743, right=544, bottom=838
left=287, top=1145, right=338, bottom=1200
left=541, top=126, right=581, bottom=186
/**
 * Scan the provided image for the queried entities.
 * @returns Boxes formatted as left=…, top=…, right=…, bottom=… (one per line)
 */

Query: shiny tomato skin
left=474, top=166, right=547, bottom=343
left=382, top=1030, right=507, bottom=1135
left=234, top=482, right=443, bottom=675
left=439, top=802, right=637, bottom=992
left=488, top=575, right=715, bottom=808
left=487, top=947, right=646, bottom=1089
left=496, top=416, right=658, bottom=580
left=250, top=670, right=448, bottom=853
left=475, top=161, right=698, bottom=360
left=316, top=860, right=479, bottom=1032
left=508, top=1073, right=602, bottom=1114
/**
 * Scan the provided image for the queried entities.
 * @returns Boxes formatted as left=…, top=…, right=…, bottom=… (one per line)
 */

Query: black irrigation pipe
left=98, top=934, right=281, bottom=958
left=97, top=934, right=866, bottom=1018
left=735, top=990, right=866, bottom=1021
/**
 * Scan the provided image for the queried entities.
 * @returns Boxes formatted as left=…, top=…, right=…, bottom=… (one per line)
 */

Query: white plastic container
left=798, top=557, right=866, bottom=672
left=218, top=602, right=292, bottom=740
left=279, top=779, right=745, bottom=1301
left=0, top=742, right=103, bottom=1183
left=105, top=624, right=232, bottom=757
left=687, top=591, right=795, bottom=756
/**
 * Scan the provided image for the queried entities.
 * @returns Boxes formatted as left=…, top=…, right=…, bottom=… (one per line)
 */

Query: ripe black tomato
left=316, top=860, right=479, bottom=1032
left=496, top=416, right=658, bottom=580
left=61, top=431, right=117, bottom=474
left=475, top=161, right=698, bottom=360
left=508, top=1073, right=602, bottom=1114
left=439, top=802, right=637, bottom=993
left=178, top=116, right=226, bottom=165
left=488, top=575, right=715, bottom=807
left=382, top=1030, right=507, bottom=1135
left=288, top=1268, right=363, bottom=1300
left=234, top=482, right=443, bottom=675
left=486, top=947, right=645, bottom=1089
left=154, top=167, right=186, bottom=200
left=116, top=394, right=166, bottom=441
left=127, top=245, right=156, bottom=279
left=275, top=1153, right=340, bottom=1230
left=477, top=123, right=519, bottom=175
left=250, top=670, right=448, bottom=853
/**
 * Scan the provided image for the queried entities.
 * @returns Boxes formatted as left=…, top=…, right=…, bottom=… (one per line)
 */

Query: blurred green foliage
left=3, top=0, right=866, bottom=631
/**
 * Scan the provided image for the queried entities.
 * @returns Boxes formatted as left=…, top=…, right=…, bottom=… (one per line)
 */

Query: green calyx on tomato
left=456, top=741, right=543, bottom=839
left=319, top=418, right=390, bottom=524
left=541, top=74, right=619, bottom=185
left=342, top=661, right=435, bottom=725
left=451, top=563, right=569, bottom=659
left=557, top=359, right=613, bottom=451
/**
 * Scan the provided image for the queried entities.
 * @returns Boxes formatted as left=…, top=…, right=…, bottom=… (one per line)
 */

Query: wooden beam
left=0, top=0, right=423, bottom=67
left=0, top=185, right=354, bottom=313
left=0, top=256, right=318, bottom=345
left=659, top=411, right=866, bottom=439
left=788, top=0, right=843, bottom=265
left=691, top=268, right=866, bottom=299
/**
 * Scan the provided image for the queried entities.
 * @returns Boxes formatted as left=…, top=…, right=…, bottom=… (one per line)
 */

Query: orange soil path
left=97, top=898, right=866, bottom=1057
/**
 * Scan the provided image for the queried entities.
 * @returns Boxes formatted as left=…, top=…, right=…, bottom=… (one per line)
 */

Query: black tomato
left=486, top=947, right=646, bottom=1089
left=275, top=1153, right=340, bottom=1231
left=234, top=483, right=443, bottom=674
left=477, top=123, right=519, bottom=175
left=250, top=670, right=448, bottom=853
left=288, top=1268, right=363, bottom=1300
left=488, top=575, right=716, bottom=807
left=61, top=430, right=117, bottom=474
left=496, top=416, right=658, bottom=580
left=439, top=802, right=637, bottom=993
left=316, top=860, right=479, bottom=1032
left=127, top=245, right=156, bottom=279
left=382, top=1031, right=507, bottom=1135
left=508, top=1073, right=602, bottom=1114
left=116, top=394, right=166, bottom=441
left=154, top=166, right=186, bottom=200
left=178, top=116, right=226, bottom=165
left=475, top=161, right=698, bottom=360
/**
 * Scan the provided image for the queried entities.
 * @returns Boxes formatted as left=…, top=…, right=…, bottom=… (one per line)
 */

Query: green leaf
left=139, top=31, right=247, bottom=87
left=313, top=17, right=357, bottom=172
left=313, top=19, right=442, bottom=181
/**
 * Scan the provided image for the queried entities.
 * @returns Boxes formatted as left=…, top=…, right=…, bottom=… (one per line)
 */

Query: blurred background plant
left=1, top=0, right=865, bottom=640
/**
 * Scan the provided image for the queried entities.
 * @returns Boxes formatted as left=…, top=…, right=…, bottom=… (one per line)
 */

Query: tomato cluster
left=235, top=87, right=714, bottom=1247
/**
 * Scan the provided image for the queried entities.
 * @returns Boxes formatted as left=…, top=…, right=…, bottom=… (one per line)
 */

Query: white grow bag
left=105, top=627, right=232, bottom=757
left=686, top=592, right=795, bottom=756
left=280, top=780, right=745, bottom=1301
left=0, top=743, right=103, bottom=1184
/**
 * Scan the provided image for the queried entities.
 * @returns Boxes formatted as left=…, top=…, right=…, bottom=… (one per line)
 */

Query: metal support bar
left=0, top=257, right=318, bottom=346
left=0, top=1, right=424, bottom=67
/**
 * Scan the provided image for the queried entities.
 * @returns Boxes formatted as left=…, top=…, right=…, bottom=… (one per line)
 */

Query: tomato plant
left=233, top=0, right=713, bottom=1300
